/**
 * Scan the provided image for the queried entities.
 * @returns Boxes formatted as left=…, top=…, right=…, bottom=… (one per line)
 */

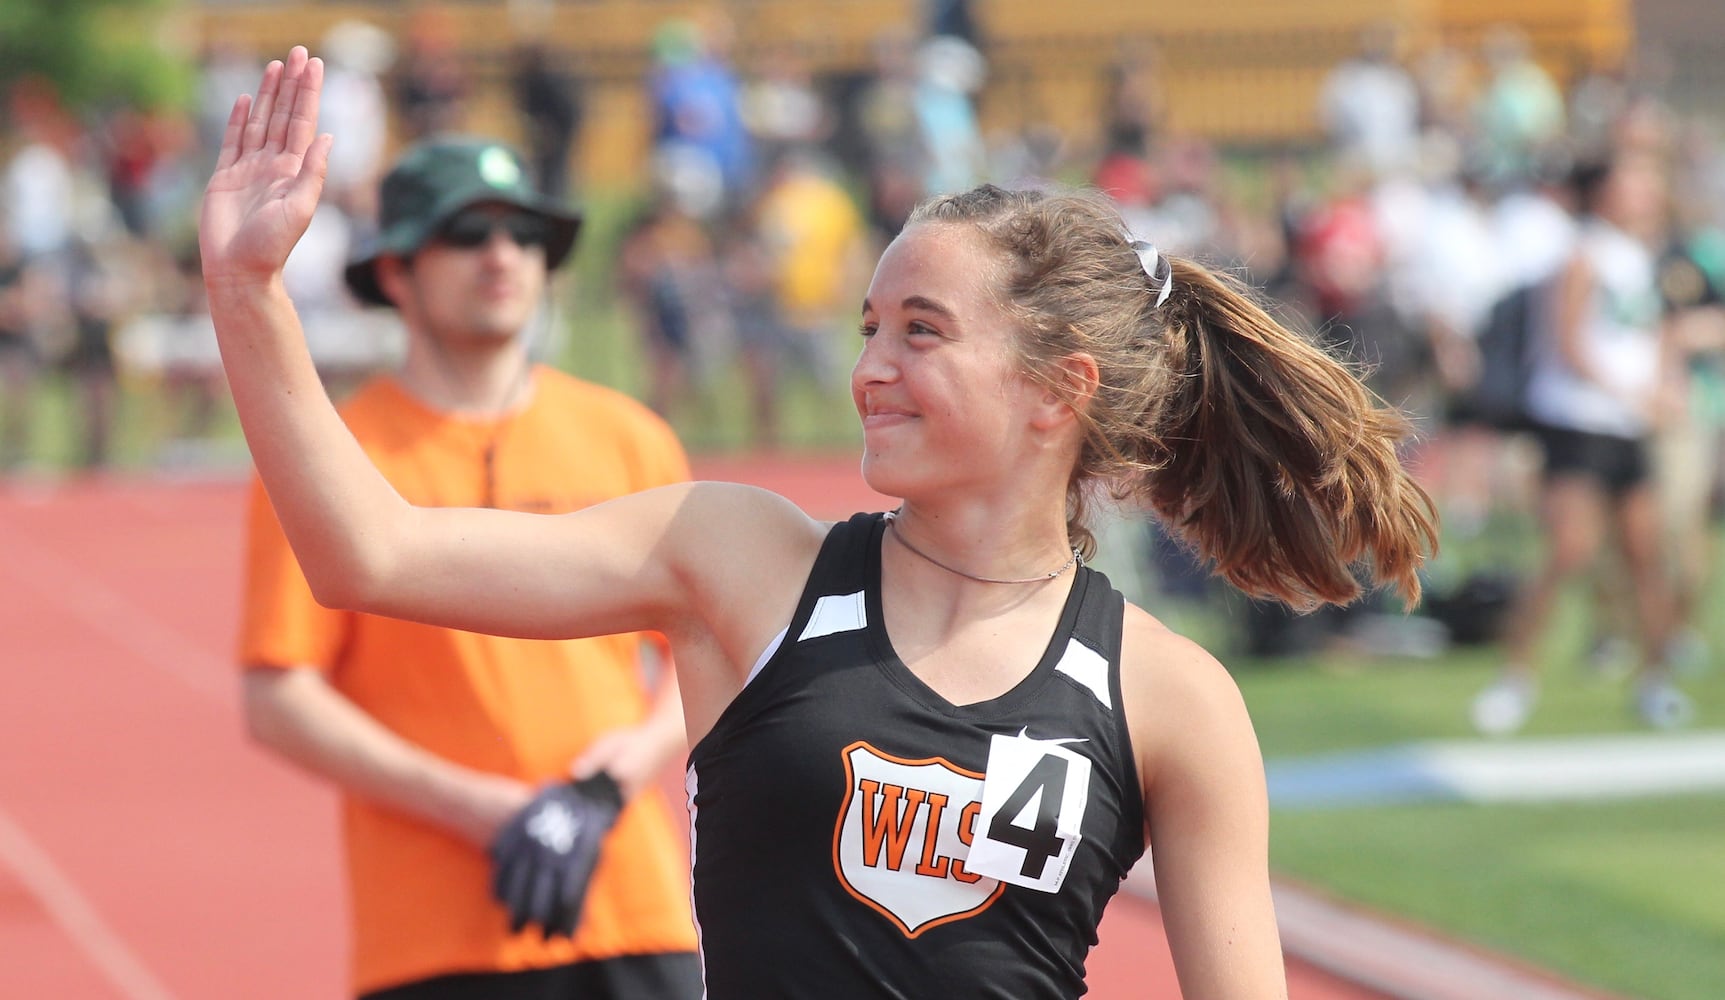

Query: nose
left=850, top=329, right=897, bottom=390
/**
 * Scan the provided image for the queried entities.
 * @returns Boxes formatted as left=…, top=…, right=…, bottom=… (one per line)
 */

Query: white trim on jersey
left=743, top=628, right=788, bottom=688
left=1053, top=638, right=1112, bottom=709
left=799, top=591, right=868, bottom=642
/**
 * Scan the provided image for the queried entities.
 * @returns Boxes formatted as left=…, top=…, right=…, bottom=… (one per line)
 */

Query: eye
left=907, top=320, right=939, bottom=337
left=857, top=321, right=878, bottom=338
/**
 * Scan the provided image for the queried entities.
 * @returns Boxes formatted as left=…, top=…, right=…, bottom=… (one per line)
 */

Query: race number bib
left=963, top=731, right=1091, bottom=893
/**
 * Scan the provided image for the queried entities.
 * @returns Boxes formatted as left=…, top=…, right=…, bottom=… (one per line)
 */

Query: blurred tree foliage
left=0, top=0, right=194, bottom=112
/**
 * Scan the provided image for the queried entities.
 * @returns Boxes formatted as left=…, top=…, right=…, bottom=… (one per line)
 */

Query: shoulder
left=535, top=367, right=668, bottom=426
left=662, top=482, right=832, bottom=586
left=533, top=367, right=687, bottom=462
left=1116, top=603, right=1260, bottom=791
left=650, top=483, right=835, bottom=692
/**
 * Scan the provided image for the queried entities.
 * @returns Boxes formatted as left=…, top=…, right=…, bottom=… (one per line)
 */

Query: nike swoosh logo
left=1016, top=727, right=1089, bottom=747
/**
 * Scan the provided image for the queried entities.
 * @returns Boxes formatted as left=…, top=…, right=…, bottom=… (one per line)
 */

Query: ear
left=1028, top=351, right=1100, bottom=432
left=374, top=254, right=412, bottom=308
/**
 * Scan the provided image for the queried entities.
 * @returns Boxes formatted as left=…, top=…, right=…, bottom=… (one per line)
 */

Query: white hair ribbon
left=1130, top=240, right=1174, bottom=308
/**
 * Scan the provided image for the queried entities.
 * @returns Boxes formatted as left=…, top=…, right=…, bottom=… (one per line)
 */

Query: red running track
left=0, top=459, right=1383, bottom=999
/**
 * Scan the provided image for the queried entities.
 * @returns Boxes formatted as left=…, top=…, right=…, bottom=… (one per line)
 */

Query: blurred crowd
left=2, top=10, right=1723, bottom=674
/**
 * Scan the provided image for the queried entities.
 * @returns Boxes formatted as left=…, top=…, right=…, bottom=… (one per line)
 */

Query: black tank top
left=686, top=513, right=1146, bottom=999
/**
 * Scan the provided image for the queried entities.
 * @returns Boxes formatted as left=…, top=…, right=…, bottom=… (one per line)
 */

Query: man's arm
left=569, top=643, right=688, bottom=800
left=241, top=666, right=531, bottom=847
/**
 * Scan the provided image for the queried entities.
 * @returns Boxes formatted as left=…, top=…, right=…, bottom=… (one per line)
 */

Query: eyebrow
left=860, top=295, right=958, bottom=320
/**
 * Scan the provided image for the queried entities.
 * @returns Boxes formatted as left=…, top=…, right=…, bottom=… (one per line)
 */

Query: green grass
left=1271, top=797, right=1725, bottom=1000
left=7, top=371, right=250, bottom=473
left=1212, top=574, right=1725, bottom=999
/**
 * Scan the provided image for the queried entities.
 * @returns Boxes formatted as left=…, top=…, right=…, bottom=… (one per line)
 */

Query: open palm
left=199, top=47, right=332, bottom=286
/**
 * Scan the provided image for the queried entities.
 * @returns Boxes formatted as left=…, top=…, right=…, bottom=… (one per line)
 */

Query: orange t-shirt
left=237, top=370, right=698, bottom=994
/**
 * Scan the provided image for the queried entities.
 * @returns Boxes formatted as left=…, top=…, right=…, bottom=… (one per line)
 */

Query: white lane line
left=0, top=519, right=228, bottom=703
left=0, top=804, right=178, bottom=1000
left=1268, top=732, right=1725, bottom=808
left=0, top=501, right=213, bottom=997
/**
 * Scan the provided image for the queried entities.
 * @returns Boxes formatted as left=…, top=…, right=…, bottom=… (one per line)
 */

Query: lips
left=861, top=401, right=917, bottom=430
left=862, top=413, right=915, bottom=432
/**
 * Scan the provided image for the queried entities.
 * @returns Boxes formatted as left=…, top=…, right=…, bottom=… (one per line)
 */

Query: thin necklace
left=884, top=511, right=1080, bottom=585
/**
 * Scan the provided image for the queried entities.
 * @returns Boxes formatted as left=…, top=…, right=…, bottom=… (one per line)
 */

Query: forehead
left=865, top=223, right=1005, bottom=312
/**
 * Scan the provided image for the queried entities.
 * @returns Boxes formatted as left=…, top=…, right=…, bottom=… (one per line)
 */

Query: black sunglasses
left=435, top=209, right=554, bottom=251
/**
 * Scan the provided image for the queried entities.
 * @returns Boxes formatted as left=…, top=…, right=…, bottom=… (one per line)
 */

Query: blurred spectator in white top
left=197, top=35, right=261, bottom=168
left=1319, top=22, right=1420, bottom=177
left=743, top=43, right=833, bottom=170
left=1493, top=150, right=1581, bottom=290
left=912, top=35, right=986, bottom=197
left=3, top=78, right=78, bottom=263
left=319, top=20, right=394, bottom=202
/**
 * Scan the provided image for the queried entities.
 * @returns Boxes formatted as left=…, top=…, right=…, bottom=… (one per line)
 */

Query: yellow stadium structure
left=187, top=0, right=1632, bottom=185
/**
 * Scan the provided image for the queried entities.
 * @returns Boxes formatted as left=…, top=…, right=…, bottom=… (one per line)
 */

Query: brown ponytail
left=906, top=184, right=1437, bottom=609
left=1145, top=259, right=1437, bottom=608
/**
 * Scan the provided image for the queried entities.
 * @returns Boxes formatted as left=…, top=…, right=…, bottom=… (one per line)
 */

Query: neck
left=398, top=337, right=535, bottom=417
left=885, top=508, right=1078, bottom=586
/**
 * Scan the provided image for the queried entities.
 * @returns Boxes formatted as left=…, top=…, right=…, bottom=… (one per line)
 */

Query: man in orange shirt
left=237, top=137, right=701, bottom=999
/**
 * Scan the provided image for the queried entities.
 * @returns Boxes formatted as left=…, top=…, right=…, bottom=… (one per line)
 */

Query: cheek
left=519, top=257, right=549, bottom=295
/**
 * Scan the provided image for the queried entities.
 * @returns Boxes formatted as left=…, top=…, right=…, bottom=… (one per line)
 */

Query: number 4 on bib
left=963, top=731, right=1092, bottom=893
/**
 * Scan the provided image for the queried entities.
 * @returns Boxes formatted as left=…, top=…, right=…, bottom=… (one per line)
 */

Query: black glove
left=488, top=772, right=623, bottom=938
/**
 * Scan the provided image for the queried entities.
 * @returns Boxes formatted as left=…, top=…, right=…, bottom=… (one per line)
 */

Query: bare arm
left=242, top=667, right=530, bottom=847
left=1426, top=316, right=1482, bottom=394
left=200, top=50, right=422, bottom=616
left=1123, top=613, right=1288, bottom=999
left=1671, top=305, right=1725, bottom=354
left=1551, top=254, right=1602, bottom=385
left=199, top=48, right=821, bottom=664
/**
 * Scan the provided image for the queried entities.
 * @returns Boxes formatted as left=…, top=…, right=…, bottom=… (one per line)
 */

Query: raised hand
left=199, top=47, right=332, bottom=288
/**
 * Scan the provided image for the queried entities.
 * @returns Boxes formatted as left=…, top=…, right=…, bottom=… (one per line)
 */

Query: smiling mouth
left=863, top=411, right=916, bottom=429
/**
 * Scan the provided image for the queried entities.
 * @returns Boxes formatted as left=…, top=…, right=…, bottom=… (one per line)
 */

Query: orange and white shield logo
left=832, top=740, right=1004, bottom=937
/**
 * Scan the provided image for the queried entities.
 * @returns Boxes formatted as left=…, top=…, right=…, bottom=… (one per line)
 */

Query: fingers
left=548, top=892, right=580, bottom=939
left=283, top=56, right=325, bottom=157
left=214, top=94, right=252, bottom=171
left=498, top=851, right=536, bottom=933
left=264, top=47, right=310, bottom=153
left=525, top=861, right=559, bottom=934
left=240, top=59, right=284, bottom=158
left=550, top=833, right=603, bottom=937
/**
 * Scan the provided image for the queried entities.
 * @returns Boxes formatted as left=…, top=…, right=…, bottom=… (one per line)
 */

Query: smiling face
left=852, top=223, right=1051, bottom=500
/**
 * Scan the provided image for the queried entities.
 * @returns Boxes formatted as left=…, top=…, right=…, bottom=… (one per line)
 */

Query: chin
left=859, top=450, right=916, bottom=502
left=469, top=316, right=530, bottom=341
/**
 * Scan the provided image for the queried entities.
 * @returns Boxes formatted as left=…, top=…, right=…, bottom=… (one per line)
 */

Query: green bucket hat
left=343, top=136, right=582, bottom=307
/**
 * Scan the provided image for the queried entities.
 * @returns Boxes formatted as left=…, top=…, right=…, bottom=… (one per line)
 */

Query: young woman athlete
left=201, top=49, right=1436, bottom=999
